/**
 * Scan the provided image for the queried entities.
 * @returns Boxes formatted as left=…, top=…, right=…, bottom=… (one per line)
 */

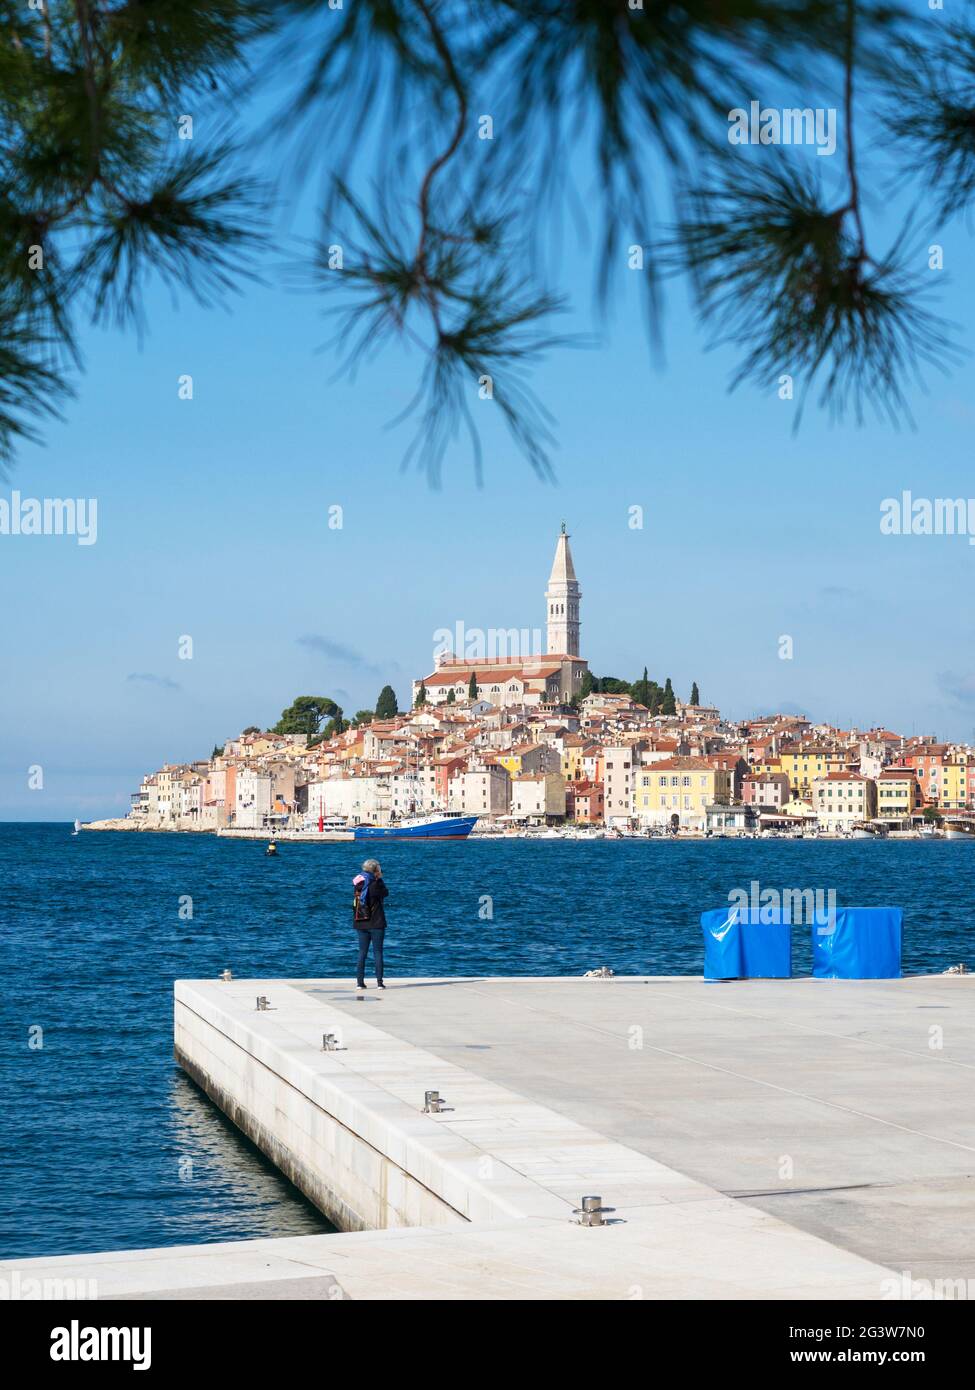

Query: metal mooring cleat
left=423, top=1090, right=444, bottom=1114
left=572, top=1195, right=615, bottom=1227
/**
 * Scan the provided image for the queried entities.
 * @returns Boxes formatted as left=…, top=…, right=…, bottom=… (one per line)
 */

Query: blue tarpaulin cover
left=811, top=907, right=902, bottom=979
left=701, top=906, right=792, bottom=980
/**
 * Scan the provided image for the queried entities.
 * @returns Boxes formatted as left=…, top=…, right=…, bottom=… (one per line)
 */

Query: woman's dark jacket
left=362, top=878, right=389, bottom=929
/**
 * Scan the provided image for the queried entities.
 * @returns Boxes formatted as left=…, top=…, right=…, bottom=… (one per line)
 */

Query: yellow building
left=636, top=757, right=731, bottom=830
left=751, top=757, right=783, bottom=779
left=559, top=735, right=587, bottom=782
left=495, top=743, right=552, bottom=778
left=941, top=762, right=970, bottom=811
left=778, top=746, right=835, bottom=800
left=877, top=770, right=919, bottom=822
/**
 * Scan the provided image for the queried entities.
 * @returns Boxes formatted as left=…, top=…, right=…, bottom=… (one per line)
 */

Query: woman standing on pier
left=354, top=858, right=388, bottom=990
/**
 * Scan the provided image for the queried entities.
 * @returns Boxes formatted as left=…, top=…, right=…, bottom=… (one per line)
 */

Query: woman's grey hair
left=361, top=858, right=381, bottom=874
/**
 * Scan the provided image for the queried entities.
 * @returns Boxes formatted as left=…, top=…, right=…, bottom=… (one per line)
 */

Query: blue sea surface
left=1, top=822, right=971, bottom=1260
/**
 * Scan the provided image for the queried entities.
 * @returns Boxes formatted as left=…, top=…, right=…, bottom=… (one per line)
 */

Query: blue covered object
left=811, top=907, right=902, bottom=979
left=701, top=906, right=792, bottom=981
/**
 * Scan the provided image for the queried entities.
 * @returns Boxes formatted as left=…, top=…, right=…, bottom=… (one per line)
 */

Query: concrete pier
left=4, top=973, right=972, bottom=1300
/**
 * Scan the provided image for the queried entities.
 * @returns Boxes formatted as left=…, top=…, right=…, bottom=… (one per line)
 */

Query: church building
left=412, top=527, right=590, bottom=708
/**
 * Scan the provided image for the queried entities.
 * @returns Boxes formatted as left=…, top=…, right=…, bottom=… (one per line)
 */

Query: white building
left=179, top=777, right=204, bottom=821
left=447, top=765, right=511, bottom=819
left=511, top=772, right=566, bottom=822
left=304, top=768, right=440, bottom=826
left=812, top=773, right=878, bottom=832
left=236, top=770, right=272, bottom=829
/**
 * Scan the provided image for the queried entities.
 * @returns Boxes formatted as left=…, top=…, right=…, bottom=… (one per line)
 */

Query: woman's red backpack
left=353, top=887, right=371, bottom=923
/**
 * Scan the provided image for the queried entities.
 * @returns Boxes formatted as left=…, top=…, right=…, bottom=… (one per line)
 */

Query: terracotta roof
left=422, top=667, right=561, bottom=687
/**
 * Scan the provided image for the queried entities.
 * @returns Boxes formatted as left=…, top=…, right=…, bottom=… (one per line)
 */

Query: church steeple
left=545, top=525, right=581, bottom=655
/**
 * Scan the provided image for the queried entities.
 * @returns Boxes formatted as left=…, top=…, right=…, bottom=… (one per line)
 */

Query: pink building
left=742, top=773, right=790, bottom=808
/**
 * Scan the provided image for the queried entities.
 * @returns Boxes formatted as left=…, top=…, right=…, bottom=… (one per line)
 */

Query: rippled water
left=2, top=822, right=971, bottom=1259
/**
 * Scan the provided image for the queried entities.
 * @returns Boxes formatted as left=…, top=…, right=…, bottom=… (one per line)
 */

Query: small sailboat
left=72, top=819, right=81, bottom=836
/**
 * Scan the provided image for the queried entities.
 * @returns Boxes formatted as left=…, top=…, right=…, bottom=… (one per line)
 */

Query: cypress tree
left=376, top=685, right=399, bottom=719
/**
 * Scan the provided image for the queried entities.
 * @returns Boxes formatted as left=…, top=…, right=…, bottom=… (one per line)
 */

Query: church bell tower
left=545, top=523, right=581, bottom=656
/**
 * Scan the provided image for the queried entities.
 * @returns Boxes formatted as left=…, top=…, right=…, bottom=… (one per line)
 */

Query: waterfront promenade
left=5, top=973, right=972, bottom=1299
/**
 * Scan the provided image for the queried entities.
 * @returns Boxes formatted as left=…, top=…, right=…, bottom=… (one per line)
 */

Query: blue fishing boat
left=353, top=815, right=477, bottom=841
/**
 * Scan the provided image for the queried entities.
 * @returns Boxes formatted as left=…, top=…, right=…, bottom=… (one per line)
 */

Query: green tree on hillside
left=274, top=696, right=341, bottom=738
left=631, top=666, right=651, bottom=707
left=375, top=685, right=399, bottom=719
left=598, top=677, right=632, bottom=695
left=661, top=678, right=677, bottom=716
left=446, top=688, right=456, bottom=704
left=415, top=682, right=427, bottom=707
left=690, top=682, right=700, bottom=706
left=352, top=710, right=375, bottom=726
left=468, top=672, right=477, bottom=700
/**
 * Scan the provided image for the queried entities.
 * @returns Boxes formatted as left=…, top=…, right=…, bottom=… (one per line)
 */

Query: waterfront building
left=940, top=761, right=970, bottom=811
left=637, top=757, right=732, bottom=830
left=812, top=772, right=878, bottom=832
left=447, top=765, right=511, bottom=819
left=511, top=772, right=567, bottom=823
left=741, top=773, right=790, bottom=808
left=876, top=769, right=920, bottom=825
left=706, top=803, right=760, bottom=834
left=179, top=774, right=205, bottom=822
left=603, top=744, right=636, bottom=826
left=566, top=779, right=604, bottom=823
left=235, top=770, right=272, bottom=829
left=898, top=745, right=949, bottom=806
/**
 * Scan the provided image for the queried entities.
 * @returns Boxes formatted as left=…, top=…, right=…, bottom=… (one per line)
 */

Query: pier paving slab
left=5, top=974, right=969, bottom=1300
left=302, top=973, right=975, bottom=1280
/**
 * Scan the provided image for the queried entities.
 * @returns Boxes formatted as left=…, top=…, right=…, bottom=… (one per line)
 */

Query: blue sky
left=2, top=25, right=975, bottom=820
